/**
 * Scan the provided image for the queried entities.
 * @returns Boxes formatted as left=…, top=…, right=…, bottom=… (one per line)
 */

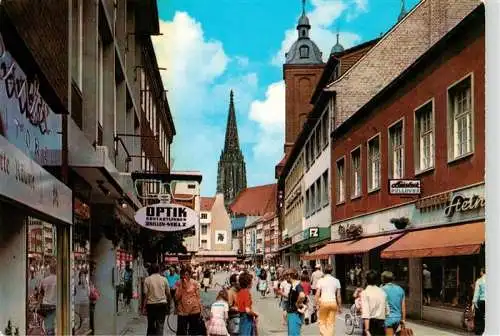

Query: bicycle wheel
left=167, top=314, right=177, bottom=333
left=344, top=313, right=355, bottom=335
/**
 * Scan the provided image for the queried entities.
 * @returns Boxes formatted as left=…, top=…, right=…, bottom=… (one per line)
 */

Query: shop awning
left=197, top=257, right=237, bottom=263
left=164, top=257, right=179, bottom=263
left=301, top=241, right=354, bottom=260
left=381, top=222, right=485, bottom=259
left=301, top=233, right=403, bottom=260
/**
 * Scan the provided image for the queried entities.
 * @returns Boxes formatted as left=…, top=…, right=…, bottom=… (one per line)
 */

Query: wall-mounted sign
left=0, top=33, right=62, bottom=166
left=309, top=227, right=319, bottom=238
left=134, top=203, right=198, bottom=232
left=389, top=179, right=421, bottom=195
left=0, top=136, right=72, bottom=224
left=215, top=230, right=228, bottom=245
left=416, top=192, right=451, bottom=210
left=444, top=194, right=485, bottom=218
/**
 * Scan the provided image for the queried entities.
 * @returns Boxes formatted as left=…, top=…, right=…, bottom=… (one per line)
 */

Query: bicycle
left=344, top=303, right=363, bottom=335
left=27, top=304, right=46, bottom=336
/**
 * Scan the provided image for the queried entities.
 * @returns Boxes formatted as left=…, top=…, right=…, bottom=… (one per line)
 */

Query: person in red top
left=300, top=273, right=313, bottom=324
left=300, top=274, right=312, bottom=296
left=235, top=272, right=258, bottom=335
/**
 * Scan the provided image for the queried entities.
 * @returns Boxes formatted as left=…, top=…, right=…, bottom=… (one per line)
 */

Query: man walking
left=361, top=270, right=387, bottom=336
left=314, top=264, right=341, bottom=336
left=311, top=264, right=324, bottom=296
left=144, top=263, right=171, bottom=336
left=381, top=271, right=406, bottom=336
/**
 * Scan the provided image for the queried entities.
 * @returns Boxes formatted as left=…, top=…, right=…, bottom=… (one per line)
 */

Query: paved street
left=120, top=272, right=466, bottom=335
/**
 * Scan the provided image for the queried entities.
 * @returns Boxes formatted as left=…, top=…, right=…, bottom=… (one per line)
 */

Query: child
left=207, top=290, right=230, bottom=336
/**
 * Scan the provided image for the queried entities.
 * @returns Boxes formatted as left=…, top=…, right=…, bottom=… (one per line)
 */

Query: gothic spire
left=398, top=0, right=407, bottom=22
left=223, top=90, right=241, bottom=152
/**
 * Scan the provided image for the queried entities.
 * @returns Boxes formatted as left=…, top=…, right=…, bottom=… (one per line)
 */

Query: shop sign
left=444, top=194, right=485, bottom=218
left=309, top=227, right=319, bottom=238
left=389, top=179, right=421, bottom=195
left=416, top=192, right=451, bottom=210
left=134, top=203, right=198, bottom=232
left=0, top=33, right=62, bottom=166
left=0, top=135, right=72, bottom=224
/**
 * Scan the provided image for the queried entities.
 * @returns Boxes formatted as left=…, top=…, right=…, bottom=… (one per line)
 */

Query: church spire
left=398, top=0, right=407, bottom=22
left=223, top=90, right=240, bottom=152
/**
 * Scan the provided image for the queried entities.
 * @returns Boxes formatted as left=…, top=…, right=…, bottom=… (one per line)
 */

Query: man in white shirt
left=144, top=263, right=171, bottom=336
left=311, top=264, right=324, bottom=296
left=361, top=270, right=387, bottom=336
left=314, top=264, right=341, bottom=336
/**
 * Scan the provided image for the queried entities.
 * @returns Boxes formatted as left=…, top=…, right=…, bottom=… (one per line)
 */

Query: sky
left=153, top=0, right=420, bottom=196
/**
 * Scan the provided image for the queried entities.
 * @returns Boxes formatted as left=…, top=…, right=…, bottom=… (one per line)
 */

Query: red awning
left=197, top=257, right=237, bottom=263
left=301, top=233, right=403, bottom=260
left=381, top=222, right=485, bottom=259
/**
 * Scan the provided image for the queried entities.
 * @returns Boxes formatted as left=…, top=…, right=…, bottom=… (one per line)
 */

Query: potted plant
left=390, top=217, right=410, bottom=230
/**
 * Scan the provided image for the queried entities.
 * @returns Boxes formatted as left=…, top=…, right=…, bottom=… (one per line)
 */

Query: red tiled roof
left=200, top=197, right=216, bottom=211
left=229, top=184, right=277, bottom=216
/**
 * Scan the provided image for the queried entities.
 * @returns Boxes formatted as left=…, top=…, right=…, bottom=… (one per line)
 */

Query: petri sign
left=134, top=203, right=199, bottom=232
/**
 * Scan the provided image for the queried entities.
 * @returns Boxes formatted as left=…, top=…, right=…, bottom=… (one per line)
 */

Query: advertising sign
left=0, top=33, right=62, bottom=166
left=388, top=179, right=421, bottom=195
left=134, top=203, right=199, bottom=232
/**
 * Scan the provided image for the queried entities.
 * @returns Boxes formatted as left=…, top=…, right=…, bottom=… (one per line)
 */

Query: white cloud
left=249, top=81, right=285, bottom=159
left=234, top=56, right=250, bottom=68
left=271, top=0, right=362, bottom=66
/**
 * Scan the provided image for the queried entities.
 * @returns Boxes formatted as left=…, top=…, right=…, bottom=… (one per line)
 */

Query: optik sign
left=134, top=203, right=199, bottom=232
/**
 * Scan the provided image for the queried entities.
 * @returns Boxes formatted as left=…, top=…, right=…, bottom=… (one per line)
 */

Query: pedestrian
left=381, top=271, right=406, bottom=336
left=311, top=264, right=324, bottom=296
left=279, top=273, right=292, bottom=326
left=165, top=267, right=180, bottom=312
left=235, top=272, right=259, bottom=335
left=472, top=267, right=486, bottom=335
left=227, top=274, right=241, bottom=336
left=286, top=268, right=307, bottom=336
left=361, top=270, right=387, bottom=336
left=314, top=264, right=341, bottom=336
left=203, top=267, right=212, bottom=292
left=74, top=269, right=90, bottom=332
left=207, top=290, right=230, bottom=336
left=143, top=263, right=170, bottom=336
left=299, top=273, right=312, bottom=324
left=422, top=264, right=432, bottom=305
left=123, top=262, right=134, bottom=312
left=39, top=263, right=57, bottom=336
left=175, top=267, right=204, bottom=335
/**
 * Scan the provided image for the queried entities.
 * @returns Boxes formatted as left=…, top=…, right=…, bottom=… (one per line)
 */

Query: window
left=72, top=0, right=83, bottom=88
left=141, top=150, right=146, bottom=170
left=310, top=183, right=316, bottom=213
left=321, top=111, right=328, bottom=147
left=368, top=135, right=381, bottom=191
left=389, top=121, right=404, bottom=179
left=200, top=239, right=207, bottom=249
left=311, top=134, right=316, bottom=161
left=315, top=127, right=321, bottom=156
left=415, top=101, right=434, bottom=172
left=201, top=225, right=208, bottom=235
left=321, top=170, right=329, bottom=206
left=200, top=213, right=208, bottom=220
left=305, top=142, right=310, bottom=168
left=315, top=179, right=321, bottom=211
left=448, top=76, right=473, bottom=159
left=351, top=148, right=362, bottom=198
left=305, top=189, right=310, bottom=216
left=97, top=36, right=104, bottom=128
left=299, top=45, right=310, bottom=58
left=336, top=158, right=345, bottom=203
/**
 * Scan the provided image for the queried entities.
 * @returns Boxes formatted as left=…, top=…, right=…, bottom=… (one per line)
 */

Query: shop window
left=368, top=135, right=381, bottom=191
left=336, top=157, right=345, bottom=203
left=350, top=147, right=362, bottom=198
left=380, top=259, right=410, bottom=295
left=389, top=120, right=404, bottom=179
left=421, top=255, right=482, bottom=309
left=27, top=217, right=58, bottom=336
left=415, top=100, right=435, bottom=172
left=448, top=75, right=473, bottom=160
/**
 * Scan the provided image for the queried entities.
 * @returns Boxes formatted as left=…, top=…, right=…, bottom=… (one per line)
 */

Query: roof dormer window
left=299, top=45, right=310, bottom=59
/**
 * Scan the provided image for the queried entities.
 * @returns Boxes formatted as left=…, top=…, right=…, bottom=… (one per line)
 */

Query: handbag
left=399, top=326, right=414, bottom=336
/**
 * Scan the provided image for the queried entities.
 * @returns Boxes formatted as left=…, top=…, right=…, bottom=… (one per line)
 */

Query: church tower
left=216, top=90, right=247, bottom=208
left=283, top=0, right=325, bottom=155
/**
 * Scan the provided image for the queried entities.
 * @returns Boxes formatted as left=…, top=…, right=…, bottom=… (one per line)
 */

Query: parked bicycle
left=344, top=303, right=363, bottom=335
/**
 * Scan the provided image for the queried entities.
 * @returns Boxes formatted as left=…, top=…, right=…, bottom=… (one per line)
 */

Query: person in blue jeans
left=381, top=271, right=406, bottom=336
left=287, top=268, right=306, bottom=336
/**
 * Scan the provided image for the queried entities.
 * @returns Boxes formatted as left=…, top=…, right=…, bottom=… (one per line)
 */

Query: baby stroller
left=344, top=303, right=363, bottom=335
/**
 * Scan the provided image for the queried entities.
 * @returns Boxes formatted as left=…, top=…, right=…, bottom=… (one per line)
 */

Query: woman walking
left=235, top=272, right=258, bottom=335
left=227, top=274, right=241, bottom=336
left=175, top=267, right=204, bottom=335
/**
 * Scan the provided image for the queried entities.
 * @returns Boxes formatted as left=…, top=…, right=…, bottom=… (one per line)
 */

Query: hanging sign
left=134, top=203, right=199, bottom=232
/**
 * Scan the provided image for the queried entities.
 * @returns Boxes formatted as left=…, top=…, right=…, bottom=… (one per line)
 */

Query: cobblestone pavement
left=121, top=272, right=466, bottom=336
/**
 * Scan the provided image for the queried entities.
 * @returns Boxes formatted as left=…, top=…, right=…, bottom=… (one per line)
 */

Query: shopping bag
left=399, top=326, right=414, bottom=336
